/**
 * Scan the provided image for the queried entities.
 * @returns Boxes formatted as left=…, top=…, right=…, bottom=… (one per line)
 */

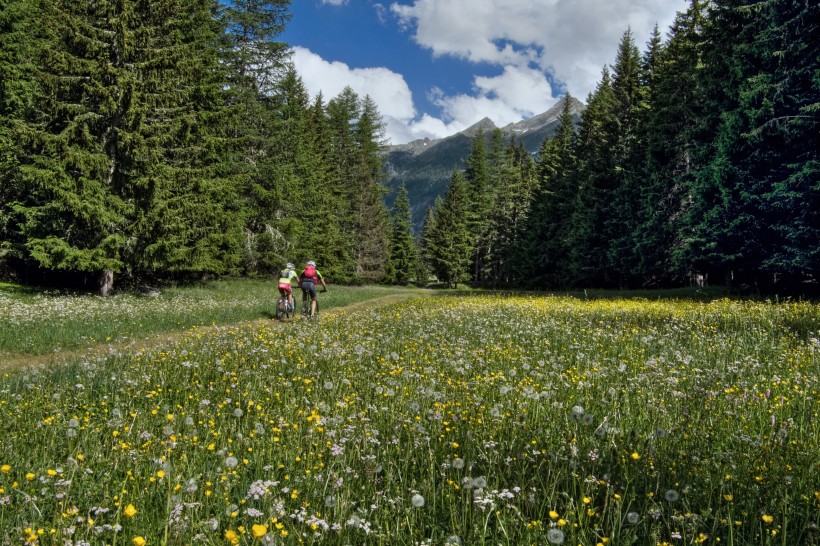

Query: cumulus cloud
left=291, top=47, right=421, bottom=143
left=291, top=0, right=683, bottom=143
left=390, top=0, right=682, bottom=100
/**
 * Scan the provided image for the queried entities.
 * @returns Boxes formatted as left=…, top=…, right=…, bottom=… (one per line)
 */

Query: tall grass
left=0, top=280, right=419, bottom=357
left=0, top=294, right=818, bottom=545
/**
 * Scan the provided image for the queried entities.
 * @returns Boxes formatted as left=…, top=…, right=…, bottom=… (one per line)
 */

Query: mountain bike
left=301, top=287, right=327, bottom=321
left=275, top=292, right=294, bottom=321
left=301, top=296, right=319, bottom=321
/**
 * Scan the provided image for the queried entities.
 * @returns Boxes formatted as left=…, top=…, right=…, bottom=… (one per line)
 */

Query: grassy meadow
left=0, top=291, right=819, bottom=545
left=0, top=281, right=419, bottom=359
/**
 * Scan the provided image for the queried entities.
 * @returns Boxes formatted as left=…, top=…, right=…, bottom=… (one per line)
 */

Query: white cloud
left=291, top=47, right=556, bottom=145
left=319, top=0, right=349, bottom=6
left=291, top=47, right=422, bottom=143
left=291, top=1, right=684, bottom=144
left=390, top=0, right=683, bottom=100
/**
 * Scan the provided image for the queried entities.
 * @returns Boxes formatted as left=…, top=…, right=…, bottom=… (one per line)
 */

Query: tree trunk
left=99, top=270, right=114, bottom=296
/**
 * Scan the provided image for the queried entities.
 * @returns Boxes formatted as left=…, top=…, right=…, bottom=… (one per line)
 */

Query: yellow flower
left=583, top=496, right=592, bottom=504
left=251, top=524, right=268, bottom=538
left=762, top=514, right=774, bottom=524
left=156, top=470, right=165, bottom=479
left=631, top=452, right=641, bottom=460
left=47, top=469, right=57, bottom=476
left=132, top=537, right=147, bottom=546
left=549, top=510, right=559, bottom=520
left=557, top=518, right=567, bottom=527
left=0, top=464, right=10, bottom=473
left=25, top=472, right=35, bottom=481
left=123, top=504, right=138, bottom=518
left=224, top=529, right=239, bottom=544
left=724, top=494, right=733, bottom=502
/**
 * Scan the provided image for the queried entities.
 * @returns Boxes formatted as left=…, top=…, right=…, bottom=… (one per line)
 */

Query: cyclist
left=299, top=260, right=327, bottom=318
left=277, top=262, right=299, bottom=312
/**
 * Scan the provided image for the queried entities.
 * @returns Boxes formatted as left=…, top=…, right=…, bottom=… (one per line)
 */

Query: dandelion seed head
left=547, top=528, right=565, bottom=544
left=411, top=493, right=425, bottom=508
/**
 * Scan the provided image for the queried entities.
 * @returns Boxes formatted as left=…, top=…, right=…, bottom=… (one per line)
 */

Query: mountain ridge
left=383, top=96, right=585, bottom=230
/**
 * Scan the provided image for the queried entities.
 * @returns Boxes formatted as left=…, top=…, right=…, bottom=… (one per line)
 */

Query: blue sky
left=281, top=0, right=685, bottom=145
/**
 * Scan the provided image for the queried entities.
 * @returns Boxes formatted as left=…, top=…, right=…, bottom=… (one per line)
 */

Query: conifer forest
left=1, top=0, right=817, bottom=295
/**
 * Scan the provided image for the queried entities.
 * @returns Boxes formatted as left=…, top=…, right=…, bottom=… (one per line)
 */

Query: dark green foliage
left=515, top=95, right=578, bottom=288
left=633, top=4, right=706, bottom=286
left=426, top=171, right=472, bottom=288
left=384, top=186, right=418, bottom=284
left=679, top=0, right=819, bottom=292
left=3, top=0, right=817, bottom=294
left=567, top=69, right=619, bottom=287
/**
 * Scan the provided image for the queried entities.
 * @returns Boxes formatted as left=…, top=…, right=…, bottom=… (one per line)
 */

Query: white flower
left=411, top=494, right=425, bottom=508
left=547, top=528, right=565, bottom=544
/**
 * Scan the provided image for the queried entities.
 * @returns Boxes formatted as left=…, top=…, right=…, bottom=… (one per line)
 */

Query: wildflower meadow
left=1, top=293, right=818, bottom=545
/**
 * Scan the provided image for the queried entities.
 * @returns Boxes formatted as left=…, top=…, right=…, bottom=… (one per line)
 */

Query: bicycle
left=275, top=293, right=294, bottom=321
left=301, top=296, right=319, bottom=321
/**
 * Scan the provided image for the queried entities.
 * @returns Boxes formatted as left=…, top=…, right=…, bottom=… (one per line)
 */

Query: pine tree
left=464, top=130, right=492, bottom=282
left=742, top=0, right=819, bottom=289
left=0, top=0, right=38, bottom=266
left=484, top=137, right=536, bottom=286
left=250, top=66, right=313, bottom=274
left=301, top=92, right=355, bottom=281
left=607, top=28, right=647, bottom=287
left=4, top=0, right=139, bottom=293
left=129, top=0, right=243, bottom=279
left=350, top=94, right=391, bottom=282
left=567, top=69, right=618, bottom=287
left=681, top=0, right=777, bottom=290
left=384, top=186, right=418, bottom=284
left=418, top=198, right=440, bottom=279
left=428, top=171, right=472, bottom=288
left=636, top=0, right=707, bottom=286
left=218, top=0, right=293, bottom=275
left=516, top=95, right=578, bottom=288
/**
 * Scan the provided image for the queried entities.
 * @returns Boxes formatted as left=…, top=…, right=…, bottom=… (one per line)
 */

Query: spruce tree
left=464, top=130, right=492, bottom=282
left=384, top=186, right=418, bottom=285
left=607, top=28, right=647, bottom=287
left=567, top=69, right=618, bottom=287
left=350, top=94, right=391, bottom=282
left=129, top=0, right=243, bottom=279
left=636, top=0, right=707, bottom=286
left=4, top=0, right=139, bottom=292
left=516, top=95, right=578, bottom=288
left=681, top=0, right=774, bottom=289
left=428, top=171, right=472, bottom=288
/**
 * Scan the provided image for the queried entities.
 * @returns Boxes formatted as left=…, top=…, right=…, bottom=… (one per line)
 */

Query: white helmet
left=307, top=260, right=316, bottom=266
left=286, top=263, right=295, bottom=270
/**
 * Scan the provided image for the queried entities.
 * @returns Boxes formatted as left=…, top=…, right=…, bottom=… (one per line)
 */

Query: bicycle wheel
left=275, top=297, right=288, bottom=321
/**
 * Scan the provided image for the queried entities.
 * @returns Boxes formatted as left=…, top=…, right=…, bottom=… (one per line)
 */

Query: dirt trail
left=1, top=291, right=429, bottom=372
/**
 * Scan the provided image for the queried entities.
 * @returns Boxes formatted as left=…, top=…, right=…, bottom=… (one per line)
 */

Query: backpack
left=304, top=264, right=316, bottom=280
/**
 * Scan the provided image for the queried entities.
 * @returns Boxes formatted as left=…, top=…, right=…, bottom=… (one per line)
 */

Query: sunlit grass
left=0, top=280, right=421, bottom=357
left=0, top=294, right=818, bottom=545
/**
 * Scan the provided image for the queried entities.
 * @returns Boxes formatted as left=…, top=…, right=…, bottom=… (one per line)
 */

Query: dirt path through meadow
left=1, top=291, right=429, bottom=372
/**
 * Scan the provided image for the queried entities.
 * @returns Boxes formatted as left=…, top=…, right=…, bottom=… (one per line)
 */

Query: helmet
left=286, top=263, right=295, bottom=270
left=307, top=260, right=316, bottom=266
